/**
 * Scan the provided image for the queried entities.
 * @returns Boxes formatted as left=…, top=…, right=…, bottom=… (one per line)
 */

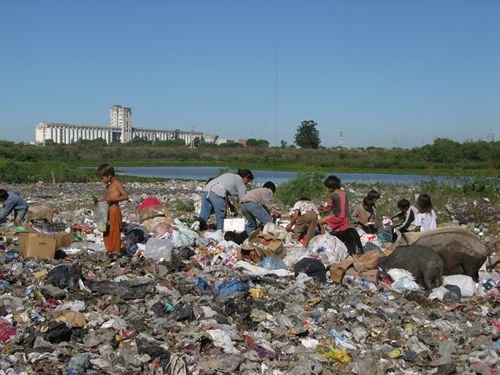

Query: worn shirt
left=394, top=205, right=418, bottom=232
left=240, top=187, right=275, bottom=211
left=352, top=204, right=375, bottom=226
left=292, top=200, right=318, bottom=215
left=0, top=191, right=28, bottom=221
left=326, top=191, right=350, bottom=218
left=415, top=210, right=437, bottom=231
left=203, top=173, right=247, bottom=199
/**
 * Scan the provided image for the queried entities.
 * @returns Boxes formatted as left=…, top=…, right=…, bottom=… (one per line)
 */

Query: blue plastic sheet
left=217, top=279, right=248, bottom=297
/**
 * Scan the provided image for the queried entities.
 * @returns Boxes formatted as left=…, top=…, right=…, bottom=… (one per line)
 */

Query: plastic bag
left=172, top=219, right=199, bottom=248
left=206, top=329, right=238, bottom=354
left=293, top=258, right=327, bottom=283
left=0, top=321, right=16, bottom=343
left=262, top=222, right=293, bottom=243
left=282, top=245, right=309, bottom=269
left=259, top=256, right=287, bottom=270
left=443, top=275, right=476, bottom=297
left=95, top=202, right=109, bottom=232
left=217, top=279, right=249, bottom=297
left=307, top=233, right=348, bottom=266
left=144, top=237, right=173, bottom=261
left=429, top=286, right=449, bottom=300
left=388, top=268, right=420, bottom=292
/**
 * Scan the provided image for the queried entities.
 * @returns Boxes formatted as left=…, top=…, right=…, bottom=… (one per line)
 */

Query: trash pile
left=0, top=182, right=498, bottom=375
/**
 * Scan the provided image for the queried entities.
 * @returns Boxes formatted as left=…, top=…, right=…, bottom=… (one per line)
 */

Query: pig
left=380, top=245, right=444, bottom=290
left=23, top=205, right=54, bottom=224
left=394, top=227, right=487, bottom=281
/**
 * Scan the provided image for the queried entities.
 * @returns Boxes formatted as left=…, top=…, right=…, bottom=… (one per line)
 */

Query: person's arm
left=396, top=210, right=415, bottom=232
left=103, top=181, right=129, bottom=204
left=260, top=190, right=275, bottom=212
left=236, top=180, right=247, bottom=200
left=0, top=196, right=15, bottom=221
left=318, top=198, right=333, bottom=213
left=286, top=209, right=299, bottom=231
left=413, top=213, right=423, bottom=232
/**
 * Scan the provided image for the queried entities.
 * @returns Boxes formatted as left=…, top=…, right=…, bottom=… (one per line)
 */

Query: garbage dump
left=0, top=181, right=498, bottom=374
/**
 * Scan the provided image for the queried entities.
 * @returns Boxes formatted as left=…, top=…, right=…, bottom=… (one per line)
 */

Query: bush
left=275, top=172, right=326, bottom=206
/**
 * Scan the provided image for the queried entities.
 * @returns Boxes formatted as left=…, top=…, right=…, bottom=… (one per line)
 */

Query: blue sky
left=1, top=1, right=499, bottom=148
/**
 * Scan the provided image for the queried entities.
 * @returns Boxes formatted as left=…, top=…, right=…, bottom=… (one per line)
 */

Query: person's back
left=286, top=198, right=319, bottom=247
left=352, top=197, right=376, bottom=233
left=318, top=175, right=351, bottom=233
left=204, top=173, right=246, bottom=200
left=240, top=181, right=278, bottom=235
left=198, top=169, right=254, bottom=230
left=0, top=189, right=28, bottom=226
left=415, top=194, right=437, bottom=232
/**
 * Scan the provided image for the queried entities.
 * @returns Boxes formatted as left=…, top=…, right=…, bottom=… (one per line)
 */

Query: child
left=414, top=194, right=437, bottom=232
left=352, top=197, right=377, bottom=234
left=286, top=197, right=319, bottom=247
left=318, top=175, right=351, bottom=233
left=96, top=164, right=129, bottom=254
left=198, top=169, right=253, bottom=230
left=240, top=181, right=279, bottom=235
left=390, top=198, right=418, bottom=241
left=0, top=189, right=29, bottom=226
left=367, top=189, right=380, bottom=203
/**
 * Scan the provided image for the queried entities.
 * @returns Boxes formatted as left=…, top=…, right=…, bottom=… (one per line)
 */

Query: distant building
left=35, top=105, right=208, bottom=145
left=203, top=133, right=218, bottom=144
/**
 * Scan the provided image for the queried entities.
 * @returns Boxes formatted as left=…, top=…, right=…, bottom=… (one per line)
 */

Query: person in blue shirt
left=0, top=189, right=29, bottom=226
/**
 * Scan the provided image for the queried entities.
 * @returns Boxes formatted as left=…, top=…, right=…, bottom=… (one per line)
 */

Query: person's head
left=299, top=197, right=310, bottom=201
left=263, top=181, right=276, bottom=193
left=417, top=194, right=433, bottom=213
left=397, top=199, right=411, bottom=212
left=0, top=189, right=8, bottom=202
left=237, top=169, right=254, bottom=184
left=96, top=163, right=115, bottom=183
left=367, top=189, right=380, bottom=201
left=363, top=197, right=375, bottom=209
left=324, top=175, right=341, bottom=191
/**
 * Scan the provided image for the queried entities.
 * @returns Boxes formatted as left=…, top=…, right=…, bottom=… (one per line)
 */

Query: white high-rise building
left=110, top=105, right=132, bottom=143
left=35, top=105, right=209, bottom=145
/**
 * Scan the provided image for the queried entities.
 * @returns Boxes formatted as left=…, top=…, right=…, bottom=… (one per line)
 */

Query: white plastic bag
left=429, top=286, right=449, bottom=300
left=172, top=218, right=199, bottom=248
left=144, top=237, right=173, bottom=261
left=388, top=268, right=420, bottom=292
left=443, top=275, right=476, bottom=297
left=307, top=233, right=348, bottom=266
left=262, top=222, right=293, bottom=243
left=206, top=329, right=238, bottom=354
left=282, top=245, right=309, bottom=269
left=95, top=202, right=109, bottom=232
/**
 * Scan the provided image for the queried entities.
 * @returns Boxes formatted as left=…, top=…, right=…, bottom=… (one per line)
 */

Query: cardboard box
left=18, top=232, right=74, bottom=259
left=53, top=232, right=74, bottom=249
left=329, top=256, right=355, bottom=283
left=18, top=233, right=57, bottom=259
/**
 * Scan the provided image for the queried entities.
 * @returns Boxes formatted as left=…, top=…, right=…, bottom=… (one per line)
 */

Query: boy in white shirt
left=286, top=198, right=319, bottom=247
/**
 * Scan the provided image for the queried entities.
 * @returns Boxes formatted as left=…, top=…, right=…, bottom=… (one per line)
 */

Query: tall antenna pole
left=275, top=44, right=279, bottom=147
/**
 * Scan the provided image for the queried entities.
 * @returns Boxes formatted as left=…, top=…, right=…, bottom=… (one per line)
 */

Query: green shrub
left=275, top=172, right=326, bottom=206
